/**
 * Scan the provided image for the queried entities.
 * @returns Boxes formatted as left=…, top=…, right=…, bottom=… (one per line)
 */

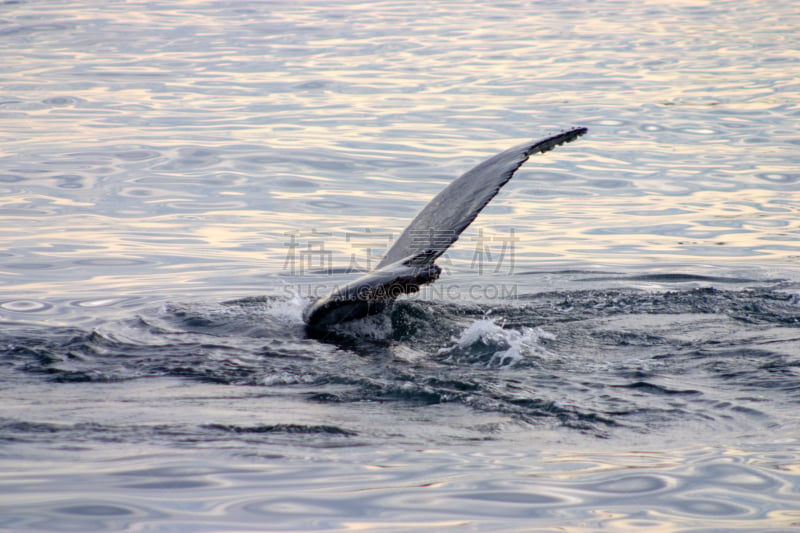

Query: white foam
left=440, top=318, right=555, bottom=367
left=262, top=372, right=315, bottom=386
left=262, top=293, right=307, bottom=326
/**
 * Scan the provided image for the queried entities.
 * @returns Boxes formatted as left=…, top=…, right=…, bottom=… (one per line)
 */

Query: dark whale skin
left=303, top=255, right=441, bottom=330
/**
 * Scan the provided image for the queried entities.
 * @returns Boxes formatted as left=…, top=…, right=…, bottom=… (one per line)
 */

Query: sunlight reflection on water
left=2, top=0, right=799, bottom=531
left=1, top=444, right=798, bottom=531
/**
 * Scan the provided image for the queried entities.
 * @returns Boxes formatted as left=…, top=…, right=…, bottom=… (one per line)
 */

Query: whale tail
left=304, top=128, right=588, bottom=331
left=303, top=249, right=441, bottom=330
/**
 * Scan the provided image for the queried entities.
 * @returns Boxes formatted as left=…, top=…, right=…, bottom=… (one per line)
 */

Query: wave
left=2, top=287, right=799, bottom=441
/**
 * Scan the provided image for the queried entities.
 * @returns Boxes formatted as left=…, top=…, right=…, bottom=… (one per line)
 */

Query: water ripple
left=0, top=300, right=52, bottom=313
left=2, top=0, right=799, bottom=529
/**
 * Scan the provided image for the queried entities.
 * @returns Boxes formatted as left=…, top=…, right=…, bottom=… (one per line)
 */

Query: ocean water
left=2, top=0, right=800, bottom=531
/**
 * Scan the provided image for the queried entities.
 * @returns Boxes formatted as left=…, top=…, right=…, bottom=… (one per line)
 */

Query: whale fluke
left=304, top=128, right=587, bottom=331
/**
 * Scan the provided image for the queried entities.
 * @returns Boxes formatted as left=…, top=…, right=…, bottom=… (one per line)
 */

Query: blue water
left=2, top=1, right=800, bottom=531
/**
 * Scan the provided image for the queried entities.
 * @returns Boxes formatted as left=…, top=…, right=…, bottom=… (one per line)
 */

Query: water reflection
left=2, top=0, right=799, bottom=531
left=1, top=446, right=797, bottom=531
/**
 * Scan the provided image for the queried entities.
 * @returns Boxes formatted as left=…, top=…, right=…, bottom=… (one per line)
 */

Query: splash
left=438, top=318, right=555, bottom=367
left=262, top=292, right=307, bottom=326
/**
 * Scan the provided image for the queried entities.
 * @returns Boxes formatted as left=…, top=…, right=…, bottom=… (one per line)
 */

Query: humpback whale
left=304, top=128, right=587, bottom=331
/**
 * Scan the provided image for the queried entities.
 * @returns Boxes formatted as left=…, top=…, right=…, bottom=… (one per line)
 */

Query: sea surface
left=2, top=1, right=800, bottom=531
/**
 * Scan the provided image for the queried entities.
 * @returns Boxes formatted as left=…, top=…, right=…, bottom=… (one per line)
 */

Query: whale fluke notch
left=303, top=128, right=587, bottom=331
